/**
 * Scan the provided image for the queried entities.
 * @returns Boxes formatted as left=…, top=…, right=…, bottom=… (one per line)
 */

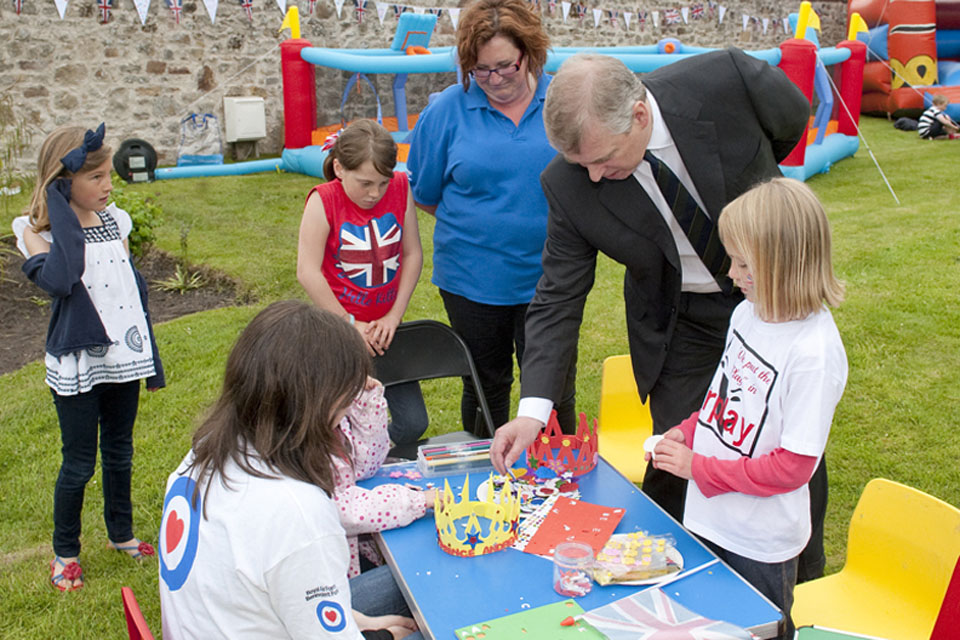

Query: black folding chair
left=375, top=320, right=496, bottom=460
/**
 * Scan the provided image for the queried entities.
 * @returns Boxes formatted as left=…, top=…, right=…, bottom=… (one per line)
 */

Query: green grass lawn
left=1, top=117, right=957, bottom=638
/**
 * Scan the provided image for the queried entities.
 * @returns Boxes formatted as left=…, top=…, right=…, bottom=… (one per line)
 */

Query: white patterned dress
left=13, top=204, right=155, bottom=395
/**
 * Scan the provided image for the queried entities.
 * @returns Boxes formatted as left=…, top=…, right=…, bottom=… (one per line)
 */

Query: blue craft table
left=358, top=458, right=781, bottom=639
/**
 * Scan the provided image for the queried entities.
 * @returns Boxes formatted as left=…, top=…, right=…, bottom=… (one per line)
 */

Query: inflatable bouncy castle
left=853, top=0, right=960, bottom=119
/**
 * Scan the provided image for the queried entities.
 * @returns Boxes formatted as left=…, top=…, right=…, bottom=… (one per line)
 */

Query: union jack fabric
left=12, top=0, right=22, bottom=15
left=663, top=7, right=681, bottom=24
left=607, top=9, right=618, bottom=27
left=691, top=2, right=704, bottom=19
left=337, top=214, right=402, bottom=288
left=240, top=0, right=253, bottom=20
left=98, top=0, right=113, bottom=23
left=391, top=3, right=403, bottom=17
left=166, top=0, right=183, bottom=24
left=308, top=0, right=316, bottom=14
left=576, top=2, right=586, bottom=23
left=581, top=588, right=755, bottom=640
left=427, top=6, right=441, bottom=16
left=547, top=0, right=556, bottom=15
left=637, top=9, right=647, bottom=27
left=354, top=0, right=365, bottom=22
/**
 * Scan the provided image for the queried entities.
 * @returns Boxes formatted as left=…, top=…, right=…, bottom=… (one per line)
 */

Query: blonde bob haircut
left=718, top=177, right=844, bottom=323
left=456, top=0, right=549, bottom=92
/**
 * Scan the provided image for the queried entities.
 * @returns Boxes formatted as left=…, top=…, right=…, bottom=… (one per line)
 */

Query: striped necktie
left=643, top=151, right=730, bottom=291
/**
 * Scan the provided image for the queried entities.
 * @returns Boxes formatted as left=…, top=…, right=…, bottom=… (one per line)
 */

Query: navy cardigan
left=21, top=179, right=165, bottom=389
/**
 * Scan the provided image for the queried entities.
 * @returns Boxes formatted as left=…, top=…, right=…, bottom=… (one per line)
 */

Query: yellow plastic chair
left=597, top=355, right=652, bottom=482
left=792, top=478, right=960, bottom=639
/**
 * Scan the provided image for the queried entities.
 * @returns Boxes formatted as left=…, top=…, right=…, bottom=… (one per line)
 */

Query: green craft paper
left=453, top=599, right=607, bottom=639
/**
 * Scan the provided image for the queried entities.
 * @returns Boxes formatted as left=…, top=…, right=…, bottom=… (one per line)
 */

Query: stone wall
left=1, top=0, right=847, bottom=168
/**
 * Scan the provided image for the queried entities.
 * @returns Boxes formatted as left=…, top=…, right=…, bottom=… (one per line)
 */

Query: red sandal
left=108, top=539, right=156, bottom=561
left=50, top=556, right=84, bottom=592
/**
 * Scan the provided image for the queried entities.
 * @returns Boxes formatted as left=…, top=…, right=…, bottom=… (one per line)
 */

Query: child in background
left=918, top=94, right=960, bottom=139
left=12, top=124, right=165, bottom=592
left=160, top=302, right=420, bottom=640
left=648, top=178, right=847, bottom=640
left=298, top=119, right=428, bottom=446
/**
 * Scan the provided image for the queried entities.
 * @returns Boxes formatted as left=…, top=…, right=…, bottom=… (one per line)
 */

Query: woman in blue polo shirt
left=407, top=0, right=574, bottom=434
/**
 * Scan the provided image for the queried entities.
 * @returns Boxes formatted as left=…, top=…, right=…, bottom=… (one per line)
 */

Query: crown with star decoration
left=435, top=474, right=521, bottom=557
left=526, top=411, right=599, bottom=477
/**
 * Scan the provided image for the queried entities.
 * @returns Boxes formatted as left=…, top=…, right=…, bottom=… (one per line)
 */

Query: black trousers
left=440, top=289, right=576, bottom=434
left=642, top=291, right=732, bottom=521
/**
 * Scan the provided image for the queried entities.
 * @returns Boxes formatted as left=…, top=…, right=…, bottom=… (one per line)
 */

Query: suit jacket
left=521, top=47, right=809, bottom=403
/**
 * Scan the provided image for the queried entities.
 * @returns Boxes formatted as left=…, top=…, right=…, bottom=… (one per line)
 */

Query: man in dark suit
left=491, top=48, right=822, bottom=577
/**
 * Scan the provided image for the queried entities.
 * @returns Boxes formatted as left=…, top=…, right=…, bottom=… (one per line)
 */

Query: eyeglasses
left=471, top=53, right=524, bottom=80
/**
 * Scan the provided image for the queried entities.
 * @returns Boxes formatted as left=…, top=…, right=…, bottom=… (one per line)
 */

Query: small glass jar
left=553, top=542, right=594, bottom=597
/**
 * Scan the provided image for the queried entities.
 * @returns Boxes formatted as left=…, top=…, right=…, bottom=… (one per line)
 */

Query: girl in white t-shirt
left=648, top=178, right=847, bottom=640
left=160, top=302, right=419, bottom=640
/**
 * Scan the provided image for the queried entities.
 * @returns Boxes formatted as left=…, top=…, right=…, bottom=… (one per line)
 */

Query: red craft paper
left=521, top=497, right=624, bottom=557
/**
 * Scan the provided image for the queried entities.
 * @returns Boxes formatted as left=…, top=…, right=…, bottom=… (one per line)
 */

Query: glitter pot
left=553, top=542, right=594, bottom=597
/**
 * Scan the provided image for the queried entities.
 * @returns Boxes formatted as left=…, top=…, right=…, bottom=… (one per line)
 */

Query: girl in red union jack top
left=297, top=119, right=427, bottom=446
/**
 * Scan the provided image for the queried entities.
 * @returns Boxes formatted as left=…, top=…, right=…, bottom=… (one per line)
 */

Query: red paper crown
left=525, top=411, right=598, bottom=477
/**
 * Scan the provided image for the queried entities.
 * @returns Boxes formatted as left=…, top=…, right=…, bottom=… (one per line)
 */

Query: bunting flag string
left=31, top=0, right=800, bottom=35
left=165, top=0, right=183, bottom=24
left=97, top=0, right=113, bottom=23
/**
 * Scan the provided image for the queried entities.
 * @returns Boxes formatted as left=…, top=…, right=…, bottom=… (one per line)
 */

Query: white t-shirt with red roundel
left=683, top=301, right=847, bottom=564
left=159, top=451, right=366, bottom=640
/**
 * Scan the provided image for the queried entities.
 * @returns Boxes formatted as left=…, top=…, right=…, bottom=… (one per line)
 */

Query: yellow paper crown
left=435, top=475, right=520, bottom=557
left=526, top=412, right=599, bottom=477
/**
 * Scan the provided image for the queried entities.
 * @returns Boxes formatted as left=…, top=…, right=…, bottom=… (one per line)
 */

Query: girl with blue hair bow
left=12, top=123, right=165, bottom=592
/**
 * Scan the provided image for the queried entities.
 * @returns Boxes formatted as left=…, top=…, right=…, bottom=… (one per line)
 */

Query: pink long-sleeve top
left=672, top=411, right=819, bottom=499
left=332, top=383, right=428, bottom=578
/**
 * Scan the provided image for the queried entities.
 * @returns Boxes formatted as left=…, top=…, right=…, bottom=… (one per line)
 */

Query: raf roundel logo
left=317, top=600, right=346, bottom=632
left=159, top=476, right=202, bottom=592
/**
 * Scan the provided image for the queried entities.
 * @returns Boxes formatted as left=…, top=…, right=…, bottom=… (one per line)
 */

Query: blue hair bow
left=60, top=123, right=106, bottom=173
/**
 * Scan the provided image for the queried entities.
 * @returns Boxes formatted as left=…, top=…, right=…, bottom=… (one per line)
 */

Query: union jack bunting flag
left=547, top=0, right=556, bottom=15
left=607, top=9, right=618, bottom=26
left=307, top=0, right=316, bottom=14
left=663, top=7, right=681, bottom=24
left=576, top=2, right=586, bottom=23
left=581, top=588, right=755, bottom=640
left=690, top=2, right=704, bottom=19
left=336, top=215, right=402, bottom=288
left=428, top=6, right=441, bottom=17
left=12, top=0, right=22, bottom=15
left=240, top=0, right=253, bottom=21
left=166, top=0, right=183, bottom=24
left=391, top=3, right=403, bottom=17
left=354, top=0, right=366, bottom=22
left=637, top=9, right=646, bottom=27
left=98, top=0, right=113, bottom=23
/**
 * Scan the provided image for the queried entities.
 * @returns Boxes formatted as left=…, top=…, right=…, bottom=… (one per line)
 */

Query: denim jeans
left=384, top=381, right=429, bottom=445
left=702, top=539, right=798, bottom=640
left=350, top=565, right=423, bottom=640
left=439, top=290, right=576, bottom=433
left=50, top=380, right=141, bottom=557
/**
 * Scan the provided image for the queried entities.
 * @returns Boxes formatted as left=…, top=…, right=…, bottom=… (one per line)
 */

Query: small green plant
left=153, top=222, right=205, bottom=294
left=155, top=263, right=205, bottom=294
left=110, top=182, right=161, bottom=259
left=0, top=85, right=33, bottom=219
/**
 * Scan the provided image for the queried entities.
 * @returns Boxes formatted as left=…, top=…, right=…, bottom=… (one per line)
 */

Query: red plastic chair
left=121, top=586, right=155, bottom=640
left=931, top=555, right=960, bottom=639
